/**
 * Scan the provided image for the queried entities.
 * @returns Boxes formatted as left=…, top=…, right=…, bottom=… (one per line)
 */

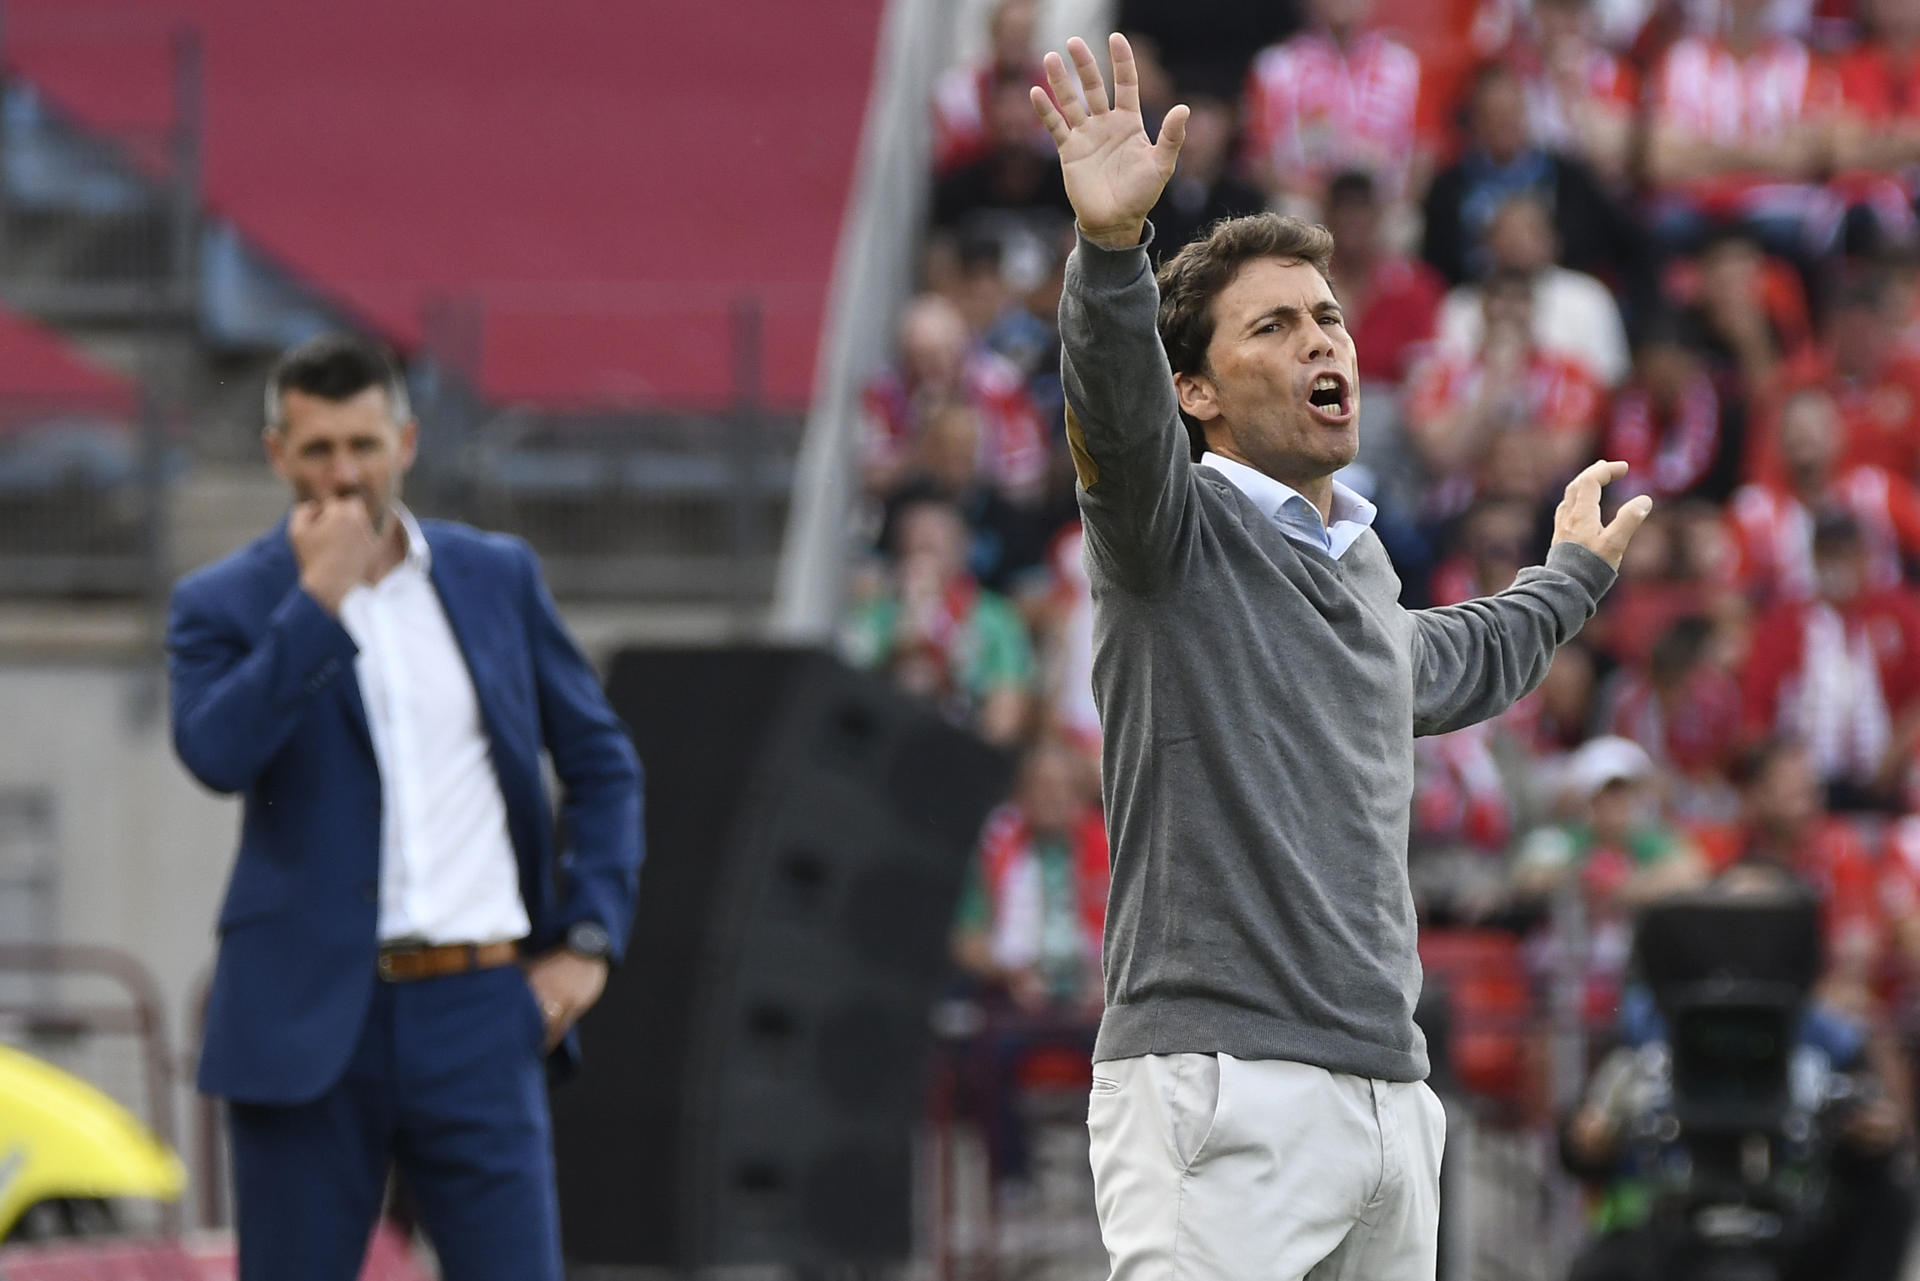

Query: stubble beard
left=1259, top=409, right=1361, bottom=485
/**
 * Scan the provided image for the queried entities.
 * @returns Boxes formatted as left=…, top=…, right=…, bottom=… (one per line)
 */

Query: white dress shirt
left=1435, top=266, right=1631, bottom=388
left=1199, top=452, right=1378, bottom=560
left=337, top=507, right=530, bottom=945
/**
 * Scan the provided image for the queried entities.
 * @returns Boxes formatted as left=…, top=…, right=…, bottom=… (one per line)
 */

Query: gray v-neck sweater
left=1061, top=228, right=1615, bottom=1080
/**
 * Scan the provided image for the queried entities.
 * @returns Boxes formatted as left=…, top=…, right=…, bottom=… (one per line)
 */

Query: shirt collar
left=393, top=504, right=431, bottom=573
left=1199, top=451, right=1377, bottom=532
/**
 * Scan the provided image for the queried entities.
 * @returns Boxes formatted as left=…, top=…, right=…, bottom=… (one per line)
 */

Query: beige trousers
left=1086, top=1053, right=1446, bottom=1281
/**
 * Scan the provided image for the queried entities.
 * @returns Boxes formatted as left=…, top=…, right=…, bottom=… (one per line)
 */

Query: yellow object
left=0, top=1042, right=184, bottom=1237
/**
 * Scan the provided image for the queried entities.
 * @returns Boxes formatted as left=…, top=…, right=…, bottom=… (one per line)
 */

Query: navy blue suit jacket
left=167, top=518, right=643, bottom=1105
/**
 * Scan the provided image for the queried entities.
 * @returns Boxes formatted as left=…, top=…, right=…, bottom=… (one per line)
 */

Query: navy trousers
left=227, top=963, right=559, bottom=1281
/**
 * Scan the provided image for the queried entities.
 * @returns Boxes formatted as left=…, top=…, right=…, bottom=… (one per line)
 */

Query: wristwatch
left=565, top=920, right=613, bottom=962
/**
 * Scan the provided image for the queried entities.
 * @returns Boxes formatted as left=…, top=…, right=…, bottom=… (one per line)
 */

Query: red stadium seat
left=1418, top=929, right=1540, bottom=1111
left=1013, top=1043, right=1095, bottom=1093
left=0, top=308, right=132, bottom=431
left=1, top=0, right=885, bottom=410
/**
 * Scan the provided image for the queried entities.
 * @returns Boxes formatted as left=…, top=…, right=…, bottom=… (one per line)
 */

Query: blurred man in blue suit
left=166, top=334, right=643, bottom=1281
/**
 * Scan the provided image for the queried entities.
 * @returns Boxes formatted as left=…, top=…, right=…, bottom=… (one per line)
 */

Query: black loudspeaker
left=553, top=646, right=1014, bottom=1267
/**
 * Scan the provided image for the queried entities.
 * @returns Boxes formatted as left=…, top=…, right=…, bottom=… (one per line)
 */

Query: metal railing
left=920, top=900, right=1608, bottom=1281
left=410, top=287, right=808, bottom=608
left=0, top=5, right=191, bottom=603
left=0, top=943, right=181, bottom=1237
left=0, top=389, right=169, bottom=599
left=0, top=288, right=806, bottom=607
left=0, top=5, right=201, bottom=321
left=922, top=1005, right=1602, bottom=1281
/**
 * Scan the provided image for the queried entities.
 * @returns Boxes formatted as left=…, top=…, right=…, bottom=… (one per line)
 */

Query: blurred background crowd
left=838, top=0, right=1920, bottom=1270
left=6, top=0, right=1920, bottom=1275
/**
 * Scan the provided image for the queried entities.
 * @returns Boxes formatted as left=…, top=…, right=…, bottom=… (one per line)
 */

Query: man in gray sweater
left=1029, top=34, right=1652, bottom=1280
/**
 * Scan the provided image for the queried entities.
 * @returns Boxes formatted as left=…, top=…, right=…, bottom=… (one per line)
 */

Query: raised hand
left=1552, top=460, right=1653, bottom=570
left=1031, top=34, right=1189, bottom=250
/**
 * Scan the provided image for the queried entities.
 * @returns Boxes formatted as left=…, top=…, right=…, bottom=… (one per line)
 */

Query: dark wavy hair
left=1155, top=213, right=1336, bottom=461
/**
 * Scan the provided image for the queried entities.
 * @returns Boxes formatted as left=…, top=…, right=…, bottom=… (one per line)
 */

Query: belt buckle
left=377, top=938, right=429, bottom=982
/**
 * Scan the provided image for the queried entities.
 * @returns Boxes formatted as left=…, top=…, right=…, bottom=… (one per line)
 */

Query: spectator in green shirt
left=1513, top=736, right=1704, bottom=911
left=947, top=739, right=1108, bottom=1195
left=842, top=496, right=1036, bottom=744
left=1512, top=735, right=1705, bottom=1016
left=953, top=738, right=1109, bottom=1012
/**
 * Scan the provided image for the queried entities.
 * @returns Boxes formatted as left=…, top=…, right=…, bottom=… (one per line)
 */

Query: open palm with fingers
left=1032, top=34, right=1189, bottom=249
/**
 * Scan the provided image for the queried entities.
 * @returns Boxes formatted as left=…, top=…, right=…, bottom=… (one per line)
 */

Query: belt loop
left=466, top=943, right=478, bottom=971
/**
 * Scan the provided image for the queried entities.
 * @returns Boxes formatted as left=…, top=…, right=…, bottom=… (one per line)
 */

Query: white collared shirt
left=1200, top=452, right=1378, bottom=559
left=337, top=507, right=529, bottom=945
left=1435, top=266, right=1631, bottom=387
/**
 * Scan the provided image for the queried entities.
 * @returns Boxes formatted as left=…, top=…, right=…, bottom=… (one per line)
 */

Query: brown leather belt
left=376, top=940, right=520, bottom=982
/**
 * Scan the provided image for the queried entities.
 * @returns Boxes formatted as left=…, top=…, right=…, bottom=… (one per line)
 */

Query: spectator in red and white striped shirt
left=1645, top=0, right=1843, bottom=258
left=1726, top=386, right=1920, bottom=605
left=931, top=0, right=1048, bottom=175
left=1519, top=0, right=1640, bottom=185
left=1828, top=0, right=1920, bottom=249
left=1603, top=311, right=1738, bottom=503
left=861, top=293, right=1048, bottom=504
left=1786, top=278, right=1920, bottom=484
left=1405, top=268, right=1606, bottom=517
left=1409, top=722, right=1518, bottom=923
left=1741, top=512, right=1920, bottom=805
left=1601, top=614, right=1746, bottom=820
left=1240, top=0, right=1426, bottom=221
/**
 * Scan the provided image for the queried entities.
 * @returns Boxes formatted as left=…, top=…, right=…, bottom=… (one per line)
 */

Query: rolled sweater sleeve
left=1408, top=541, right=1616, bottom=737
left=1059, top=223, right=1193, bottom=592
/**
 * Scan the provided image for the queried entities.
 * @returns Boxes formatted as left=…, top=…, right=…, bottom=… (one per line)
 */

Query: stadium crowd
left=838, top=0, right=1920, bottom=1239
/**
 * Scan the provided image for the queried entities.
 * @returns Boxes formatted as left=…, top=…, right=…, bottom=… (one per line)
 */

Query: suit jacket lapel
left=424, top=526, right=508, bottom=747
left=424, top=524, right=546, bottom=904
left=260, top=519, right=374, bottom=758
